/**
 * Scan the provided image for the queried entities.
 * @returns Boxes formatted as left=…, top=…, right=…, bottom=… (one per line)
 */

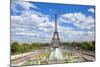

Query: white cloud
left=88, top=8, right=95, bottom=13
left=15, top=32, right=38, bottom=37
left=60, top=29, right=95, bottom=42
left=17, top=1, right=37, bottom=10
left=11, top=9, right=55, bottom=43
left=11, top=16, right=22, bottom=23
left=11, top=1, right=37, bottom=14
left=57, top=12, right=95, bottom=42
left=60, top=12, right=95, bottom=30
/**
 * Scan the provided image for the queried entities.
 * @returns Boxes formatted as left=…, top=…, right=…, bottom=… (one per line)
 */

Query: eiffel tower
left=51, top=14, right=61, bottom=48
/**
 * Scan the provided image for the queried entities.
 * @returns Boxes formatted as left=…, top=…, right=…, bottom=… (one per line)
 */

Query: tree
left=11, top=42, right=20, bottom=54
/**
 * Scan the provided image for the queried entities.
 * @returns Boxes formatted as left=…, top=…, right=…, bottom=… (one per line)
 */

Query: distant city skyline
left=11, top=1, right=95, bottom=43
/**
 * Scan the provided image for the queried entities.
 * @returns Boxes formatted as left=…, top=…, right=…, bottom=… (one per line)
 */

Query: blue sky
left=11, top=1, right=95, bottom=43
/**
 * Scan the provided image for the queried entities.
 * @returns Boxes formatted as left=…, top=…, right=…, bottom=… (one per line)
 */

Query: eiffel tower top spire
left=55, top=14, right=57, bottom=32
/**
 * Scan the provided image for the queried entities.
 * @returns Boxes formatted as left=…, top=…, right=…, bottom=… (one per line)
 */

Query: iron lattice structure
left=51, top=14, right=61, bottom=48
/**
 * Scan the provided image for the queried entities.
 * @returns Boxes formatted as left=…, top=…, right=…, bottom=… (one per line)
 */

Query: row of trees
left=62, top=41, right=95, bottom=51
left=11, top=41, right=95, bottom=55
left=11, top=42, right=49, bottom=55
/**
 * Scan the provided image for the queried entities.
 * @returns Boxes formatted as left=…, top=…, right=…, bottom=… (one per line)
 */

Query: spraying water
left=49, top=47, right=64, bottom=63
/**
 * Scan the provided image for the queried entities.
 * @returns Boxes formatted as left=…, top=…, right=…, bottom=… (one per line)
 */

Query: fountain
left=49, top=48, right=64, bottom=62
